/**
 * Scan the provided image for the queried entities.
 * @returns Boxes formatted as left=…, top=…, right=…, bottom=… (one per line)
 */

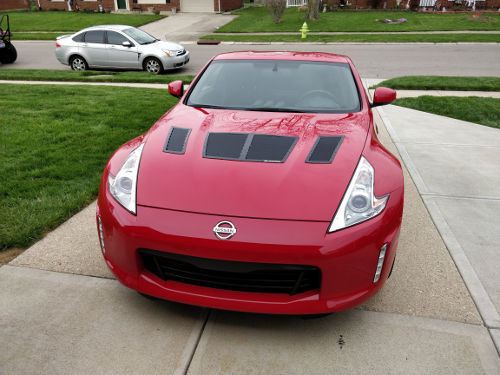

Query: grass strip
left=0, top=84, right=178, bottom=250
left=6, top=11, right=164, bottom=32
left=12, top=32, right=66, bottom=40
left=217, top=8, right=500, bottom=33
left=373, top=76, right=500, bottom=91
left=202, top=33, right=500, bottom=43
left=0, top=69, right=194, bottom=84
left=394, top=96, right=500, bottom=129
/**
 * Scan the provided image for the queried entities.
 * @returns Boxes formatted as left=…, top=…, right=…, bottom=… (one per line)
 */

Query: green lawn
left=217, top=8, right=500, bottom=32
left=374, top=76, right=500, bottom=91
left=6, top=11, right=164, bottom=32
left=12, top=32, right=66, bottom=40
left=0, top=69, right=194, bottom=84
left=202, top=33, right=500, bottom=43
left=394, top=96, right=500, bottom=129
left=0, top=84, right=178, bottom=251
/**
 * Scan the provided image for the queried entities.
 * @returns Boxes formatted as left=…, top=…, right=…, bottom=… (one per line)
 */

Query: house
left=0, top=0, right=30, bottom=11
left=38, top=0, right=243, bottom=13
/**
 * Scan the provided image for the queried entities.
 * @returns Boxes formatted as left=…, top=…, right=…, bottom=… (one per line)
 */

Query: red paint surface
left=98, top=52, right=404, bottom=314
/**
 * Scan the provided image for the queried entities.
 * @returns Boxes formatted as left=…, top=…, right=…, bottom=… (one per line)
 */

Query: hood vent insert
left=163, top=127, right=191, bottom=154
left=204, top=132, right=298, bottom=163
left=306, top=136, right=344, bottom=164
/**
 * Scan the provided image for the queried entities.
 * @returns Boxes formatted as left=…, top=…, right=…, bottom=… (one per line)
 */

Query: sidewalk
left=1, top=79, right=500, bottom=373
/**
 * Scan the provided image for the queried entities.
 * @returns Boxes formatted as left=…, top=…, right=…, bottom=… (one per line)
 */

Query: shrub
left=266, top=0, right=287, bottom=23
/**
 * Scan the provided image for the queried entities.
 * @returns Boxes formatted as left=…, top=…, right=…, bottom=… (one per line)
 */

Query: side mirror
left=372, top=87, right=396, bottom=108
left=122, top=41, right=132, bottom=47
left=168, top=80, right=184, bottom=98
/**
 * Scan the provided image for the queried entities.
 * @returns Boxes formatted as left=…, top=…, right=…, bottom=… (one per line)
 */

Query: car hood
left=137, top=104, right=369, bottom=221
left=146, top=40, right=184, bottom=52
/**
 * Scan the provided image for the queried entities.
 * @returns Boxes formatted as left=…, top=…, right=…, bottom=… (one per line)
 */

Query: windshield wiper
left=190, top=104, right=228, bottom=109
left=245, top=107, right=308, bottom=113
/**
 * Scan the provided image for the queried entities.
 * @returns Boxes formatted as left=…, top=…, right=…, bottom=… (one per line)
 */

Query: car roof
left=78, top=25, right=133, bottom=33
left=213, top=51, right=351, bottom=64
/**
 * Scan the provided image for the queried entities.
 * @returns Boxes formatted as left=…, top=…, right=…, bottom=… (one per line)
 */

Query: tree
left=306, top=0, right=320, bottom=21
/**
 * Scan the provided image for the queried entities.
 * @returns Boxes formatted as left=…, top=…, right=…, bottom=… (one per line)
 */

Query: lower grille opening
left=139, top=249, right=321, bottom=296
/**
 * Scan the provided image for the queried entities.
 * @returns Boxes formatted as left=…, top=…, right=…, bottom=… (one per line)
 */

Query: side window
left=84, top=30, right=105, bottom=44
left=106, top=31, right=131, bottom=46
left=72, top=33, right=85, bottom=43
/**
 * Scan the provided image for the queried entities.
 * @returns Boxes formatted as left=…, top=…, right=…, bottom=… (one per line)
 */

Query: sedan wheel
left=144, top=57, right=163, bottom=74
left=70, top=56, right=88, bottom=71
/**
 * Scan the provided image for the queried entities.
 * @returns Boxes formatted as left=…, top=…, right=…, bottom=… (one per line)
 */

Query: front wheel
left=143, top=57, right=163, bottom=75
left=70, top=55, right=88, bottom=71
left=0, top=41, right=17, bottom=64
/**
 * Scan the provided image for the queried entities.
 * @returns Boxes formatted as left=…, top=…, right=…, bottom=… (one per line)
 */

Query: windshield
left=122, top=28, right=157, bottom=45
left=186, top=59, right=361, bottom=113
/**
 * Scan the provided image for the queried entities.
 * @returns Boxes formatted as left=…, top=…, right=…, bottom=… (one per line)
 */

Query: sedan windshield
left=122, top=28, right=157, bottom=45
left=186, top=59, right=361, bottom=113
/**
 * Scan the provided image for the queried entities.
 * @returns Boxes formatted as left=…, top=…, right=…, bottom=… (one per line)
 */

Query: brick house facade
left=38, top=0, right=243, bottom=12
left=0, top=0, right=30, bottom=11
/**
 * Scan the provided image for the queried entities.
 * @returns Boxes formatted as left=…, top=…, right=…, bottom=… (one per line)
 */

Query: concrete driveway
left=139, top=13, right=237, bottom=42
left=1, top=81, right=500, bottom=374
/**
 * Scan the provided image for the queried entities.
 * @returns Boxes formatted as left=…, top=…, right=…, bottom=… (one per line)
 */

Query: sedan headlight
left=108, top=143, right=145, bottom=215
left=162, top=49, right=176, bottom=57
left=329, top=156, right=388, bottom=232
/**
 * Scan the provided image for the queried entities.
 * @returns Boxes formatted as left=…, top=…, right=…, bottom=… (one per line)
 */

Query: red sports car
left=97, top=51, right=403, bottom=315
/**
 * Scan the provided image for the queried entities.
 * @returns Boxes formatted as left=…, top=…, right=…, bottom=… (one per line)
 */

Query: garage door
left=181, top=0, right=214, bottom=12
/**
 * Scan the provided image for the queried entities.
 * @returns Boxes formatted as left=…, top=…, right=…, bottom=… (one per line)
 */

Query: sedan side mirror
left=372, top=87, right=396, bottom=108
left=168, top=80, right=184, bottom=98
left=122, top=41, right=132, bottom=47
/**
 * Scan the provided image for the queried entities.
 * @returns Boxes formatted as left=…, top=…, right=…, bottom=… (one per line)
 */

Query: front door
left=117, top=0, right=127, bottom=9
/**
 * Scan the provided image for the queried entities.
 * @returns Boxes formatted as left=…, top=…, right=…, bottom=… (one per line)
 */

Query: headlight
left=162, top=49, right=176, bottom=57
left=329, top=156, right=388, bottom=232
left=108, top=143, right=145, bottom=215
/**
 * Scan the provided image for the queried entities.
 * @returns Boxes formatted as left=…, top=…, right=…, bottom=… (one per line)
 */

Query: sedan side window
left=107, top=31, right=131, bottom=46
left=72, top=33, right=85, bottom=43
left=84, top=30, right=105, bottom=44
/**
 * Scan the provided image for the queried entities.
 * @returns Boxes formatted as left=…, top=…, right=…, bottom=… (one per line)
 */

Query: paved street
left=5, top=40, right=500, bottom=78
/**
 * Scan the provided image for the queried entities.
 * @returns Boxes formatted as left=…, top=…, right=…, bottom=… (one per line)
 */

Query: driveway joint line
left=375, top=106, right=430, bottom=194
left=5, top=263, right=115, bottom=281
left=174, top=309, right=212, bottom=375
left=395, top=141, right=500, bottom=149
left=421, top=193, right=500, bottom=201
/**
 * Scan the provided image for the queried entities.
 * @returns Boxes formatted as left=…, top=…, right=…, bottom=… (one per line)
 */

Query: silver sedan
left=55, top=25, right=190, bottom=74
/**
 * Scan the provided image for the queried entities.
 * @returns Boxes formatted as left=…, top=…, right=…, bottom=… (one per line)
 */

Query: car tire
left=0, top=41, right=17, bottom=64
left=143, top=57, right=164, bottom=75
left=70, top=55, right=88, bottom=71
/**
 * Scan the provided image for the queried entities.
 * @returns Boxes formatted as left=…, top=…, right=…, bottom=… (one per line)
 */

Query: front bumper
left=158, top=50, right=190, bottom=70
left=97, top=183, right=403, bottom=315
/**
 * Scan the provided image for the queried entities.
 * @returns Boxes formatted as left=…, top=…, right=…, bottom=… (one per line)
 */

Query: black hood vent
left=204, top=132, right=298, bottom=163
left=306, top=136, right=344, bottom=164
left=163, top=127, right=191, bottom=154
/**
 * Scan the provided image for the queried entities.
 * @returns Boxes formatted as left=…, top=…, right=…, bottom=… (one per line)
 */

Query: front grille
left=139, top=249, right=321, bottom=296
left=176, top=49, right=186, bottom=56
